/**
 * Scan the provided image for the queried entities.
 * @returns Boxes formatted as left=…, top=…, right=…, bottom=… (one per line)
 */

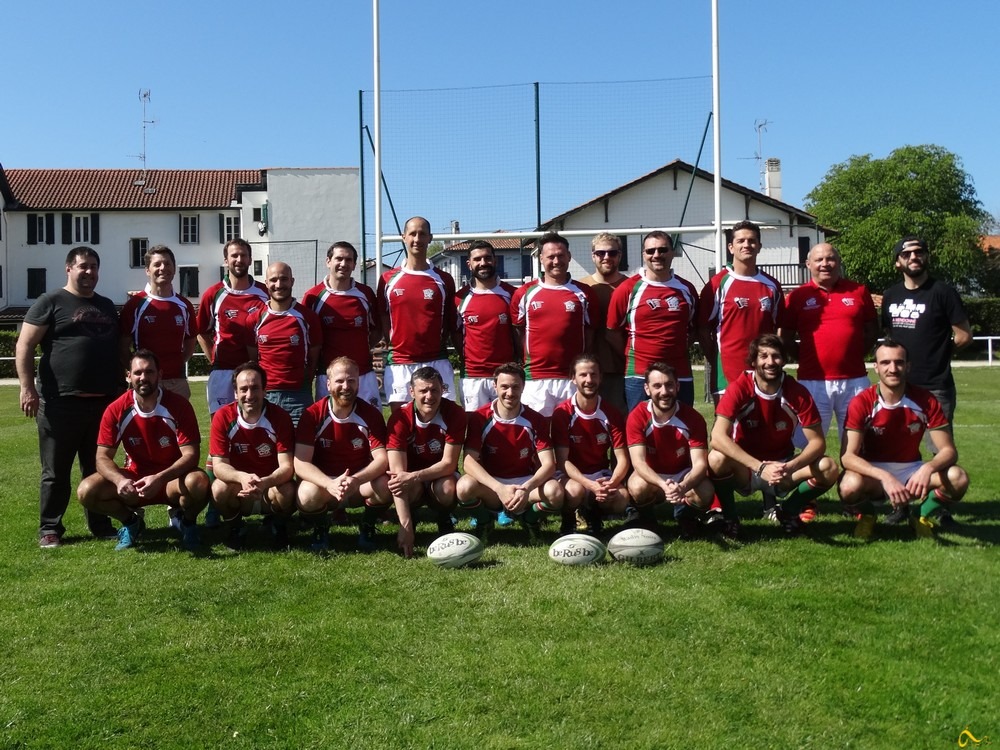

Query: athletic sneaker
left=763, top=506, right=780, bottom=525
left=437, top=513, right=456, bottom=535
left=181, top=522, right=200, bottom=551
left=204, top=505, right=221, bottom=529
left=583, top=508, right=604, bottom=537
left=702, top=509, right=726, bottom=532
left=225, top=519, right=247, bottom=551
left=853, top=514, right=877, bottom=540
left=357, top=523, right=378, bottom=553
left=39, top=533, right=61, bottom=549
left=721, top=518, right=741, bottom=540
left=497, top=510, right=515, bottom=528
left=912, top=515, right=936, bottom=540
left=778, top=510, right=805, bottom=537
left=575, top=510, right=589, bottom=532
left=624, top=506, right=639, bottom=524
left=678, top=516, right=701, bottom=541
left=883, top=505, right=909, bottom=525
left=115, top=520, right=143, bottom=551
left=168, top=513, right=184, bottom=536
left=938, top=510, right=958, bottom=529
left=559, top=513, right=577, bottom=536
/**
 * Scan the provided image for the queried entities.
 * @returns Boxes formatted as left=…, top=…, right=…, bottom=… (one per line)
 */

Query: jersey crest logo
left=468, top=315, right=480, bottom=324
left=775, top=420, right=788, bottom=432
left=596, top=433, right=608, bottom=444
left=498, top=313, right=509, bottom=324
left=351, top=437, right=364, bottom=450
left=234, top=443, right=250, bottom=454
left=256, top=444, right=273, bottom=457
left=759, top=297, right=773, bottom=312
left=290, top=335, right=300, bottom=346
left=804, top=297, right=819, bottom=309
left=646, top=299, right=662, bottom=310
left=841, top=298, right=855, bottom=307
left=519, top=447, right=530, bottom=459
left=733, top=297, right=750, bottom=309
left=570, top=435, right=582, bottom=444
left=258, top=335, right=269, bottom=343
left=225, top=309, right=240, bottom=319
left=908, top=422, right=921, bottom=434
left=393, top=289, right=405, bottom=297
left=428, top=439, right=443, bottom=454
left=353, top=316, right=364, bottom=327
left=423, top=289, right=435, bottom=300
left=675, top=446, right=687, bottom=457
left=531, top=301, right=544, bottom=311
left=128, top=437, right=143, bottom=447
left=564, top=300, right=577, bottom=312
left=158, top=436, right=172, bottom=448
left=174, top=314, right=184, bottom=326
left=666, top=297, right=681, bottom=311
left=143, top=314, right=156, bottom=324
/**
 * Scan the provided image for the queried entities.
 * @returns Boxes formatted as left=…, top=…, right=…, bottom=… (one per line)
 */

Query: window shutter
left=27, top=214, right=37, bottom=245
left=219, top=213, right=225, bottom=243
left=90, top=214, right=100, bottom=244
left=62, top=214, right=72, bottom=244
left=46, top=214, right=56, bottom=245
left=178, top=214, right=183, bottom=242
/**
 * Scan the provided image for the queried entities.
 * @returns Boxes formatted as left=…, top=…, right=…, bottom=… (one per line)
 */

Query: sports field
left=1, top=369, right=997, bottom=749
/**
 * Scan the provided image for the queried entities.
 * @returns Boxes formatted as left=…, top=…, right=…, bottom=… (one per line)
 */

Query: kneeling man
left=457, top=363, right=564, bottom=543
left=626, top=363, right=715, bottom=539
left=386, top=367, right=467, bottom=558
left=839, top=339, right=968, bottom=539
left=294, top=357, right=391, bottom=551
left=209, top=362, right=297, bottom=549
left=78, top=350, right=209, bottom=550
left=708, top=334, right=838, bottom=536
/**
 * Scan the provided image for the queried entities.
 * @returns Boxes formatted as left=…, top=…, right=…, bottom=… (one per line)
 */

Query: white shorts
left=461, top=377, right=497, bottom=412
left=207, top=370, right=236, bottom=415
left=795, top=376, right=871, bottom=446
left=557, top=468, right=611, bottom=482
left=495, top=475, right=534, bottom=487
left=521, top=378, right=575, bottom=417
left=384, top=359, right=456, bottom=404
left=871, top=460, right=924, bottom=487
left=316, top=371, right=381, bottom=408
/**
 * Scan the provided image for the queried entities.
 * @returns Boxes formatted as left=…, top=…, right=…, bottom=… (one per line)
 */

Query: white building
left=0, top=165, right=359, bottom=317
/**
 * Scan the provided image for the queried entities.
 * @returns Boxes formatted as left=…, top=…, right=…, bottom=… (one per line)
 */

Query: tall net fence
left=360, top=78, right=713, bottom=252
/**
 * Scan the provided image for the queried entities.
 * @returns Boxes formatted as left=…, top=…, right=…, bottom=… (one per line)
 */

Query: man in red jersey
left=553, top=354, right=630, bottom=536
left=294, top=357, right=391, bottom=552
left=839, top=339, right=968, bottom=540
left=385, top=367, right=467, bottom=558
left=781, top=243, right=877, bottom=443
left=510, top=232, right=598, bottom=416
left=708, top=334, right=838, bottom=537
left=197, top=238, right=269, bottom=414
left=377, top=216, right=458, bottom=412
left=119, top=245, right=197, bottom=398
left=455, top=240, right=518, bottom=412
left=246, top=262, right=322, bottom=425
left=77, top=350, right=209, bottom=551
left=302, top=241, right=381, bottom=407
left=626, top=363, right=715, bottom=540
left=209, top=362, right=297, bottom=550
left=698, top=220, right=783, bottom=401
left=608, top=230, right=699, bottom=412
left=578, top=233, right=628, bottom=414
left=456, top=363, right=564, bottom=543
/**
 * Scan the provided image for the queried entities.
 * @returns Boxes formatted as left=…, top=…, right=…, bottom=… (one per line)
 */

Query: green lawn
left=0, top=370, right=997, bottom=749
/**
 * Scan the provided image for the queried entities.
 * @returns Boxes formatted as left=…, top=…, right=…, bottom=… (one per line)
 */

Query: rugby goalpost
left=369, top=0, right=724, bottom=275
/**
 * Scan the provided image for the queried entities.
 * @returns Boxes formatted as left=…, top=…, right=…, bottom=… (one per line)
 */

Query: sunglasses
left=898, top=249, right=927, bottom=260
left=643, top=246, right=673, bottom=256
left=593, top=250, right=620, bottom=258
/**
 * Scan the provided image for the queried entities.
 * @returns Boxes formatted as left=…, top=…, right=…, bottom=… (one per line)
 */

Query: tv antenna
left=128, top=89, right=157, bottom=191
left=737, top=118, right=772, bottom=191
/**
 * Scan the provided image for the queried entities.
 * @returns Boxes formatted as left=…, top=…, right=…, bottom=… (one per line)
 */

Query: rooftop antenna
left=737, top=118, right=772, bottom=191
left=128, top=89, right=157, bottom=192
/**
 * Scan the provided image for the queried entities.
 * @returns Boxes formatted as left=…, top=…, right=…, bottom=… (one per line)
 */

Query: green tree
left=805, top=145, right=990, bottom=293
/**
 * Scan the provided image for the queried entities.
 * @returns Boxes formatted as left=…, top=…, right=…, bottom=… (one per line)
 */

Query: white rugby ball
left=427, top=532, right=484, bottom=569
left=607, top=528, right=665, bottom=566
left=548, top=534, right=606, bottom=566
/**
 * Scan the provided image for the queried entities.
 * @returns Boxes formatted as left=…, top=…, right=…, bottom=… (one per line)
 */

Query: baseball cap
left=893, top=236, right=928, bottom=258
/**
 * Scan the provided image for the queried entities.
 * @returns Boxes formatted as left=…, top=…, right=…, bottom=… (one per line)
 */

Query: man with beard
left=457, top=363, right=564, bottom=544
left=839, top=339, right=968, bottom=540
left=294, top=357, right=391, bottom=552
left=197, top=238, right=269, bottom=415
left=608, top=230, right=699, bottom=411
left=385, top=367, right=467, bottom=558
left=578, top=233, right=628, bottom=414
left=77, top=350, right=209, bottom=551
left=209, top=362, right=297, bottom=550
left=698, top=221, right=784, bottom=402
left=302, top=241, right=381, bottom=406
left=17, top=246, right=122, bottom=546
left=119, top=245, right=197, bottom=399
left=510, top=233, right=598, bottom=416
left=455, top=240, right=518, bottom=413
left=246, top=262, right=322, bottom=425
left=625, top=363, right=714, bottom=539
left=377, top=216, right=458, bottom=412
left=553, top=354, right=630, bottom=536
left=707, top=334, right=838, bottom=537
left=880, top=236, right=971, bottom=527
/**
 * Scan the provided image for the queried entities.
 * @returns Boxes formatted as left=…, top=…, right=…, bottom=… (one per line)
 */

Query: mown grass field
left=0, top=370, right=997, bottom=749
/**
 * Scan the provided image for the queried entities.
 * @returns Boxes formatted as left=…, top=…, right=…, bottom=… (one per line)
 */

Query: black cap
left=893, top=236, right=928, bottom=258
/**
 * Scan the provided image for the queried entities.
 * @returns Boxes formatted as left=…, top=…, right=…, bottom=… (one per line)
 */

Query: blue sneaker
left=181, top=522, right=200, bottom=551
left=204, top=506, right=221, bottom=529
left=497, top=510, right=515, bottom=527
left=168, top=511, right=184, bottom=536
left=115, top=520, right=143, bottom=551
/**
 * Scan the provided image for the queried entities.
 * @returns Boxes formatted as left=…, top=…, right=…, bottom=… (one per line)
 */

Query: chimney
left=450, top=220, right=461, bottom=235
left=765, top=158, right=782, bottom=201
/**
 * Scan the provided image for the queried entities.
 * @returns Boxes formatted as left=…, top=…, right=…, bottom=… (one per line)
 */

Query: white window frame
left=225, top=216, right=241, bottom=242
left=129, top=238, right=149, bottom=269
left=181, top=215, right=200, bottom=244
left=74, top=214, right=91, bottom=243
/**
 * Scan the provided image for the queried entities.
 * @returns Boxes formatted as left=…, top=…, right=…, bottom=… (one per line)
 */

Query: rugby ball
left=607, top=528, right=665, bottom=566
left=427, top=532, right=484, bottom=569
left=548, top=534, right=606, bottom=566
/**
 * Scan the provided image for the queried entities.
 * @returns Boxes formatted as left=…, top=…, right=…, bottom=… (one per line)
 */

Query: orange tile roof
left=4, top=168, right=264, bottom=210
left=981, top=235, right=1000, bottom=252
left=443, top=233, right=529, bottom=252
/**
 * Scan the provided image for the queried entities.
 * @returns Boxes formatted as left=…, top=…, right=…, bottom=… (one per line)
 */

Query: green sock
left=920, top=492, right=944, bottom=519
left=783, top=480, right=826, bottom=516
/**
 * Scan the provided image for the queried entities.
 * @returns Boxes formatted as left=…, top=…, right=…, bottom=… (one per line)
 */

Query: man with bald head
left=781, top=242, right=877, bottom=443
left=246, top=261, right=322, bottom=425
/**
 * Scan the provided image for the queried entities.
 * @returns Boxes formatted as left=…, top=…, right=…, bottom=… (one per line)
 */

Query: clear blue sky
left=3, top=1, right=997, bottom=228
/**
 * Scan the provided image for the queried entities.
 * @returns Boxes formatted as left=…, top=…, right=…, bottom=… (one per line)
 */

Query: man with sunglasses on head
left=608, top=231, right=699, bottom=412
left=880, top=236, right=971, bottom=527
left=578, top=233, right=628, bottom=414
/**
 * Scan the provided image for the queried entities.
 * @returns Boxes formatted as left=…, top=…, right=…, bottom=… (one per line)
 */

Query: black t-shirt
left=23, top=289, right=122, bottom=398
left=880, top=277, right=967, bottom=390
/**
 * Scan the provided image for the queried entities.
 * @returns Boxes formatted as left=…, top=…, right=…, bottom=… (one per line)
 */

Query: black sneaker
left=583, top=508, right=604, bottom=537
left=883, top=505, right=910, bottom=525
left=357, top=523, right=377, bottom=552
left=678, top=515, right=701, bottom=541
left=702, top=509, right=726, bottom=532
left=721, top=518, right=742, bottom=540
left=778, top=509, right=805, bottom=537
left=225, top=518, right=247, bottom=551
left=559, top=512, right=577, bottom=536
left=938, top=510, right=959, bottom=529
left=436, top=512, right=456, bottom=535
